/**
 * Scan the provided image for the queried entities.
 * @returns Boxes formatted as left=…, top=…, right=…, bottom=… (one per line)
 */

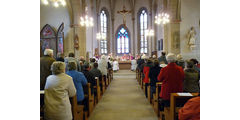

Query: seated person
left=143, top=59, right=153, bottom=98
left=56, top=53, right=64, bottom=62
left=178, top=96, right=200, bottom=120
left=66, top=62, right=88, bottom=104
left=149, top=60, right=162, bottom=99
left=44, top=61, right=76, bottom=120
left=157, top=53, right=184, bottom=111
left=82, top=63, right=96, bottom=95
left=90, top=62, right=103, bottom=92
left=176, top=54, right=185, bottom=69
left=183, top=61, right=200, bottom=93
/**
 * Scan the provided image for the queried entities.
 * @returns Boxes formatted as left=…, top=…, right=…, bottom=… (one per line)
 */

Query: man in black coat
left=149, top=60, right=162, bottom=99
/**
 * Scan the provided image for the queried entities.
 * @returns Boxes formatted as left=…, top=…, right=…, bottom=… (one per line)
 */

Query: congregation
left=40, top=48, right=200, bottom=120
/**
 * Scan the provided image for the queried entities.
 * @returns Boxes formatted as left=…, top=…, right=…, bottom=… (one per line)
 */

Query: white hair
left=152, top=55, right=156, bottom=58
left=166, top=53, right=176, bottom=63
left=177, top=54, right=182, bottom=60
left=44, top=49, right=53, bottom=56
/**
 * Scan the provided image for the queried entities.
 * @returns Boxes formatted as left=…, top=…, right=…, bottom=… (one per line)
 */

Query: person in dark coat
left=56, top=53, right=64, bottom=62
left=183, top=61, right=200, bottom=93
left=90, top=63, right=102, bottom=79
left=40, top=49, right=55, bottom=90
left=176, top=54, right=185, bottom=69
left=149, top=60, right=162, bottom=99
left=82, top=63, right=96, bottom=95
left=158, top=52, right=168, bottom=64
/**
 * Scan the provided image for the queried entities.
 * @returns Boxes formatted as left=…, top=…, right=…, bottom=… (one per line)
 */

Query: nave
left=89, top=70, right=158, bottom=120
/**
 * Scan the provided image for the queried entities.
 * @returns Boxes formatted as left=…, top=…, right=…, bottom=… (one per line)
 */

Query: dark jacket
left=158, top=56, right=168, bottom=64
left=40, top=55, right=55, bottom=90
left=149, top=65, right=162, bottom=86
left=183, top=68, right=200, bottom=93
left=56, top=57, right=64, bottom=62
left=90, top=68, right=102, bottom=79
left=137, top=59, right=144, bottom=70
left=176, top=60, right=185, bottom=69
left=82, top=70, right=96, bottom=94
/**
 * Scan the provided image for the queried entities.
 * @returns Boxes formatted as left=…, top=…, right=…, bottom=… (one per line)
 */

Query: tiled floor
left=88, top=70, right=158, bottom=120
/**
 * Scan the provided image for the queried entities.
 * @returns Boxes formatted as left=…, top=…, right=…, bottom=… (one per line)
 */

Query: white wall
left=40, top=2, right=74, bottom=56
left=180, top=0, right=200, bottom=61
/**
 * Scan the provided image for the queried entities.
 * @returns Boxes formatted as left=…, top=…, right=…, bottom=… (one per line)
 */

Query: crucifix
left=117, top=0, right=131, bottom=26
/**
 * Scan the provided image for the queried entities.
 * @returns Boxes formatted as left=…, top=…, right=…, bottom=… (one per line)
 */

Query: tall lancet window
left=139, top=9, right=148, bottom=54
left=100, top=10, right=107, bottom=54
left=117, top=27, right=130, bottom=54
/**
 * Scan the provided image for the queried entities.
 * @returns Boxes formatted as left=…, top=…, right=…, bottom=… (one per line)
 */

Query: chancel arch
left=137, top=7, right=148, bottom=54
left=115, top=24, right=131, bottom=55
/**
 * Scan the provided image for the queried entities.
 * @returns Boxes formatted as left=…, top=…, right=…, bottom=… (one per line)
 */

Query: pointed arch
left=40, top=24, right=57, bottom=57
left=115, top=24, right=131, bottom=54
left=137, top=7, right=148, bottom=54
left=99, top=7, right=110, bottom=54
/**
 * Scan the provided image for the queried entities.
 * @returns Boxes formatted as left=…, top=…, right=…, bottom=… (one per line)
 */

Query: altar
left=118, top=61, right=131, bottom=70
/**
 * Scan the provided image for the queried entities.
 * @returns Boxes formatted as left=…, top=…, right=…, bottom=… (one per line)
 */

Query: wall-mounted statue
left=187, top=27, right=196, bottom=50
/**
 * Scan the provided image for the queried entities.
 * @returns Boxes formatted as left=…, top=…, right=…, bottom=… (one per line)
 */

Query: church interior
left=40, top=0, right=200, bottom=120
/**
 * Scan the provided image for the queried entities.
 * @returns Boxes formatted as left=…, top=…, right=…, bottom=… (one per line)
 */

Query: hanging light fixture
left=96, top=33, right=106, bottom=40
left=145, top=29, right=154, bottom=37
left=80, top=7, right=94, bottom=27
left=155, top=12, right=170, bottom=25
left=41, top=0, right=66, bottom=7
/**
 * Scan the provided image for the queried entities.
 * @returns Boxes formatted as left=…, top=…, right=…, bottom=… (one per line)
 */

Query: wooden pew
left=101, top=76, right=106, bottom=94
left=94, top=77, right=101, bottom=103
left=71, top=95, right=84, bottom=120
left=153, top=82, right=162, bottom=116
left=169, top=93, right=199, bottom=120
left=140, top=73, right=144, bottom=89
left=40, top=90, right=44, bottom=119
left=147, top=80, right=151, bottom=103
left=84, top=83, right=95, bottom=117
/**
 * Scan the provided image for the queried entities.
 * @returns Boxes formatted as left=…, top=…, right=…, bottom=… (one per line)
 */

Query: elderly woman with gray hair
left=157, top=53, right=184, bottom=111
left=44, top=61, right=76, bottom=120
left=66, top=61, right=88, bottom=104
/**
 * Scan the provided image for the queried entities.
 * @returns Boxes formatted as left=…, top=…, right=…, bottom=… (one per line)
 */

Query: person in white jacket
left=113, top=59, right=119, bottom=72
left=98, top=55, right=108, bottom=76
left=131, top=57, right=137, bottom=71
left=44, top=61, right=76, bottom=120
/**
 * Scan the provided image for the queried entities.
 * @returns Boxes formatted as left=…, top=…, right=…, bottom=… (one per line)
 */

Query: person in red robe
left=143, top=59, right=153, bottom=97
left=178, top=96, right=200, bottom=120
left=157, top=53, right=184, bottom=110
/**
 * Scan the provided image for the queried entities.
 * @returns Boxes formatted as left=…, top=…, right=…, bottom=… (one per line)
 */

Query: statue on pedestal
left=187, top=27, right=196, bottom=50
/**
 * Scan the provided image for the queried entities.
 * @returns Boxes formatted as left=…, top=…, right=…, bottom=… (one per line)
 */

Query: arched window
left=117, top=27, right=130, bottom=54
left=100, top=10, right=107, bottom=54
left=139, top=9, right=148, bottom=54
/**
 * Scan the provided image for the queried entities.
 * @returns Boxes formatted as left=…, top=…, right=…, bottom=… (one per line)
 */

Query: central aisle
left=89, top=70, right=158, bottom=120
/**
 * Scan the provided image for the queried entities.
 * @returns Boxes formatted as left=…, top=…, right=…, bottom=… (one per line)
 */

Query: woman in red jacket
left=157, top=53, right=184, bottom=110
left=143, top=59, right=153, bottom=98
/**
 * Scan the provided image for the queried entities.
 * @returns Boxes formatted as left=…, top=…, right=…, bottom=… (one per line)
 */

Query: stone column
left=132, top=17, right=135, bottom=56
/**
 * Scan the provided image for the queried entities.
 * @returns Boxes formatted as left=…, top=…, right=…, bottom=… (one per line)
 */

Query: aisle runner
left=89, top=70, right=158, bottom=120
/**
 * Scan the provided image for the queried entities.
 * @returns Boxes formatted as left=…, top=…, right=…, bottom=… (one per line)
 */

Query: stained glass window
left=140, top=9, right=148, bottom=53
left=100, top=10, right=107, bottom=54
left=117, top=27, right=129, bottom=54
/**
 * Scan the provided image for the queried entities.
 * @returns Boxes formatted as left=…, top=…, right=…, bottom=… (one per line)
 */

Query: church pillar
left=132, top=17, right=135, bottom=56
left=111, top=18, right=115, bottom=56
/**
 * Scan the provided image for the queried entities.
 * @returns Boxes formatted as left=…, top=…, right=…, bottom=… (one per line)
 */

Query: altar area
left=118, top=61, right=131, bottom=70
